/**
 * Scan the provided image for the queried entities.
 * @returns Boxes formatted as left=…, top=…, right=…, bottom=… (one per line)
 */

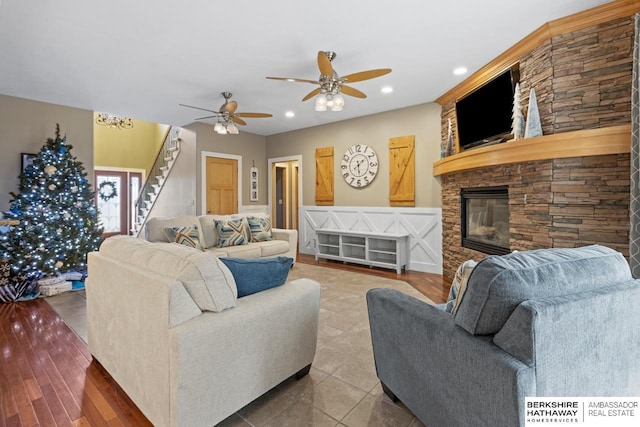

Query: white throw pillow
left=445, top=260, right=477, bottom=314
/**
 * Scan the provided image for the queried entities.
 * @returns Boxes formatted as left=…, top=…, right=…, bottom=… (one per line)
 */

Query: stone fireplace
left=461, top=186, right=509, bottom=255
left=433, top=10, right=635, bottom=278
left=439, top=152, right=630, bottom=278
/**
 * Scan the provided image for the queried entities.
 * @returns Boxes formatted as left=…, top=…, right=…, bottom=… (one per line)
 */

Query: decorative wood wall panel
left=389, top=135, right=415, bottom=207
left=315, top=147, right=334, bottom=205
left=299, top=205, right=442, bottom=274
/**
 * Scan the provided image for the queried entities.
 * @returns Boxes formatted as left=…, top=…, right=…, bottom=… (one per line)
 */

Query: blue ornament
left=59, top=146, right=67, bottom=154
left=88, top=207, right=96, bottom=215
left=77, top=220, right=84, bottom=228
left=80, top=178, right=87, bottom=184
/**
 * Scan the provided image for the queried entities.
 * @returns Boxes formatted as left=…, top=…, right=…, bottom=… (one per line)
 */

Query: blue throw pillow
left=219, top=257, right=293, bottom=298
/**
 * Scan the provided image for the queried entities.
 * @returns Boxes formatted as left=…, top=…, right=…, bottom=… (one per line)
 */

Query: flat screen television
left=456, top=67, right=518, bottom=150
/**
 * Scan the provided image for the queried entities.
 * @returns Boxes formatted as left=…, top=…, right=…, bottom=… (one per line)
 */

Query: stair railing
left=132, top=126, right=181, bottom=235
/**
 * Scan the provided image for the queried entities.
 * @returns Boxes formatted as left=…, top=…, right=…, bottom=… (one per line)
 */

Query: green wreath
left=98, top=181, right=118, bottom=202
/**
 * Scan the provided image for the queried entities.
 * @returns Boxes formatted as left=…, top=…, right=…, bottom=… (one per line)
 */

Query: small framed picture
left=250, top=165, right=258, bottom=202
left=21, top=153, right=37, bottom=171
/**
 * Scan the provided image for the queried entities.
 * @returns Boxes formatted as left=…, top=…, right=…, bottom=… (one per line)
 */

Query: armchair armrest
left=366, top=288, right=533, bottom=427
left=272, top=228, right=298, bottom=262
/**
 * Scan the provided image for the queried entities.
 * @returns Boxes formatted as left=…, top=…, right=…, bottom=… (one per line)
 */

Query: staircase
left=132, top=126, right=182, bottom=236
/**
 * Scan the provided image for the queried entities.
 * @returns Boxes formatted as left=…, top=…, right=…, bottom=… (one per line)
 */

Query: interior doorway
left=269, top=156, right=301, bottom=230
left=275, top=165, right=286, bottom=227
left=94, top=168, right=144, bottom=236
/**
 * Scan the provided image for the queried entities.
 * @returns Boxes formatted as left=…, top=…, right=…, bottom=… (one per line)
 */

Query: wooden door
left=206, top=157, right=237, bottom=215
left=292, top=164, right=299, bottom=229
left=315, top=147, right=334, bottom=206
left=389, top=135, right=415, bottom=207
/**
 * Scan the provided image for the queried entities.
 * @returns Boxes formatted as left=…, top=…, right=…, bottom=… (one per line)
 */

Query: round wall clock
left=340, top=144, right=379, bottom=188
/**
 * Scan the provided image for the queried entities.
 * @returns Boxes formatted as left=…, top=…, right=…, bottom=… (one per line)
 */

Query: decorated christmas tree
left=1, top=124, right=103, bottom=281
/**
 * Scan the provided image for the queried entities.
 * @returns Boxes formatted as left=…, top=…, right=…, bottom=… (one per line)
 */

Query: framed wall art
left=21, top=153, right=37, bottom=171
left=250, top=164, right=258, bottom=202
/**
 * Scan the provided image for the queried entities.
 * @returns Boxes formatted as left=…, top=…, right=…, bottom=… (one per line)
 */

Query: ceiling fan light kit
left=316, top=92, right=345, bottom=112
left=179, top=92, right=272, bottom=135
left=267, top=51, right=391, bottom=113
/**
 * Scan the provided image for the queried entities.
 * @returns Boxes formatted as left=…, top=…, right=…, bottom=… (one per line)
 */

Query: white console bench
left=314, top=228, right=409, bottom=274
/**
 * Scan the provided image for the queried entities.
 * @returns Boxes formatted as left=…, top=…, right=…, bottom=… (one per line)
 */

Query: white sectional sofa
left=86, top=235, right=320, bottom=427
left=145, top=213, right=297, bottom=262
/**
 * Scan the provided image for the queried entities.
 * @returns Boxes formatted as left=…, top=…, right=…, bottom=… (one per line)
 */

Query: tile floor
left=45, top=263, right=432, bottom=427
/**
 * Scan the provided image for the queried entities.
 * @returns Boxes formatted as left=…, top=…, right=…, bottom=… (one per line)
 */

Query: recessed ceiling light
left=285, top=111, right=295, bottom=118
left=381, top=86, right=393, bottom=94
left=453, top=67, right=468, bottom=76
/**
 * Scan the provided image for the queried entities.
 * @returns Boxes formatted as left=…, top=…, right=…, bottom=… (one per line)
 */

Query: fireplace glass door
left=461, top=186, right=509, bottom=255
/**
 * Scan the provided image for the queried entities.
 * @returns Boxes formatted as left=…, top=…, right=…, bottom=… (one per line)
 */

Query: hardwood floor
left=0, top=255, right=449, bottom=426
left=0, top=298, right=152, bottom=427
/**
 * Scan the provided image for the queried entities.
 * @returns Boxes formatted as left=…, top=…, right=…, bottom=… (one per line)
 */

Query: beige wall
left=0, top=95, right=442, bottom=216
left=195, top=122, right=267, bottom=214
left=266, top=102, right=443, bottom=208
left=94, top=114, right=168, bottom=175
left=0, top=94, right=94, bottom=211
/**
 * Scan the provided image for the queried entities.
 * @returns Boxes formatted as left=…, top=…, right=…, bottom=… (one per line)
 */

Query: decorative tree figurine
left=445, top=118, right=455, bottom=156
left=512, top=82, right=525, bottom=140
left=524, top=88, right=543, bottom=138
left=1, top=124, right=103, bottom=280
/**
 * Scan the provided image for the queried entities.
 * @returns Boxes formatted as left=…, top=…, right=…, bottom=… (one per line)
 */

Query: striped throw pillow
left=247, top=216, right=273, bottom=242
left=215, top=218, right=247, bottom=247
left=164, top=225, right=202, bottom=250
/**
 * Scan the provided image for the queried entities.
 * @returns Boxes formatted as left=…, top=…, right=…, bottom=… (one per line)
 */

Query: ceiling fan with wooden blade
left=179, top=92, right=272, bottom=134
left=266, top=51, right=391, bottom=111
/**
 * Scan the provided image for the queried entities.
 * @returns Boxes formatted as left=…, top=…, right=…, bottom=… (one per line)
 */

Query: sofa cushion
left=454, top=245, right=632, bottom=335
left=219, top=257, right=293, bottom=297
left=222, top=244, right=261, bottom=258
left=247, top=216, right=273, bottom=242
left=146, top=215, right=200, bottom=243
left=99, top=236, right=237, bottom=312
left=215, top=218, right=247, bottom=247
left=204, top=247, right=229, bottom=257
left=255, top=240, right=290, bottom=258
left=164, top=225, right=203, bottom=250
left=198, top=215, right=233, bottom=249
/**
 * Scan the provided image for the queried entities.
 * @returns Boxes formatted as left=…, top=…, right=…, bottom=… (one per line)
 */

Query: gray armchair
left=367, top=245, right=640, bottom=427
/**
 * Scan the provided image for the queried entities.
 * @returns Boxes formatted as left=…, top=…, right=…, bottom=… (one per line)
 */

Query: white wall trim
left=200, top=151, right=242, bottom=215
left=267, top=155, right=303, bottom=218
left=300, top=205, right=443, bottom=274
left=240, top=204, right=268, bottom=214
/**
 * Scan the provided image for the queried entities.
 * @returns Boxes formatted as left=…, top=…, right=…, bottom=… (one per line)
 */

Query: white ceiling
left=0, top=0, right=612, bottom=136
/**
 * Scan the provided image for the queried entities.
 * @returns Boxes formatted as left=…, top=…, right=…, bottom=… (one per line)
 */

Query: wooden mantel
left=433, top=125, right=631, bottom=177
